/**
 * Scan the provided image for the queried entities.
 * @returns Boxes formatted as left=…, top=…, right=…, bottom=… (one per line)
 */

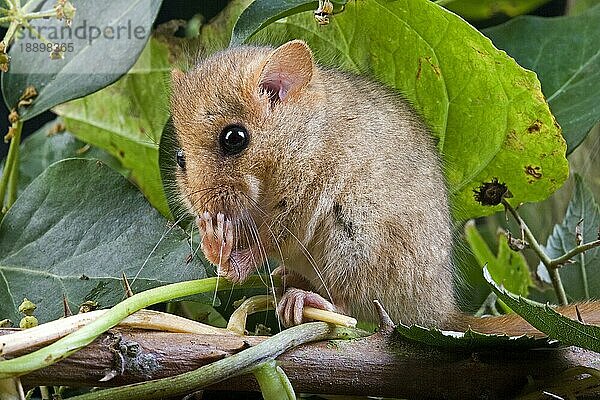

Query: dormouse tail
left=449, top=302, right=600, bottom=338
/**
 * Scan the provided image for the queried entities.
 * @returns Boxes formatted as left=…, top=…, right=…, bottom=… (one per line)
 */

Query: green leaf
left=484, top=5, right=600, bottom=153
left=0, top=159, right=209, bottom=324
left=247, top=0, right=568, bottom=220
left=159, top=117, right=190, bottom=224
left=53, top=38, right=171, bottom=217
left=2, top=0, right=162, bottom=120
left=231, top=0, right=346, bottom=45
left=0, top=119, right=122, bottom=196
left=569, top=0, right=598, bottom=16
left=441, top=0, right=551, bottom=20
left=484, top=266, right=600, bottom=352
left=539, top=175, right=600, bottom=301
left=395, top=322, right=557, bottom=349
left=464, top=220, right=532, bottom=298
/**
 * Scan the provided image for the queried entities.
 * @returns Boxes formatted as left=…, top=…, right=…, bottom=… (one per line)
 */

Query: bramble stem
left=0, top=276, right=272, bottom=379
left=67, top=322, right=356, bottom=400
left=502, top=199, right=568, bottom=306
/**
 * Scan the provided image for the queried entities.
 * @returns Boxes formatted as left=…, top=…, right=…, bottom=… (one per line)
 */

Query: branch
left=5, top=328, right=599, bottom=399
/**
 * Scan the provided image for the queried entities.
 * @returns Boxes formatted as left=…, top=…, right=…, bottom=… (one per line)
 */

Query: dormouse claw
left=276, top=288, right=336, bottom=327
left=197, top=211, right=234, bottom=278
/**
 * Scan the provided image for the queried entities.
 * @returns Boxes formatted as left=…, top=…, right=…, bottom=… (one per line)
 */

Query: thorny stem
left=67, top=322, right=358, bottom=400
left=0, top=276, right=270, bottom=379
left=501, top=199, right=568, bottom=306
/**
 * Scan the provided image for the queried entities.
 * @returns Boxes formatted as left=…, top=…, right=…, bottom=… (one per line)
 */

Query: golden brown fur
left=170, top=40, right=600, bottom=333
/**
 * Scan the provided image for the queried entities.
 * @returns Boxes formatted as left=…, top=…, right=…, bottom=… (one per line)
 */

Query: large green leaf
left=0, top=119, right=122, bottom=196
left=484, top=267, right=600, bottom=353
left=231, top=0, right=346, bottom=45
left=484, top=5, right=600, bottom=153
left=464, top=220, right=532, bottom=298
left=2, top=0, right=162, bottom=120
left=53, top=38, right=171, bottom=217
left=0, top=159, right=209, bottom=324
left=538, top=175, right=600, bottom=301
left=570, top=0, right=598, bottom=16
left=238, top=0, right=568, bottom=220
left=441, top=0, right=551, bottom=20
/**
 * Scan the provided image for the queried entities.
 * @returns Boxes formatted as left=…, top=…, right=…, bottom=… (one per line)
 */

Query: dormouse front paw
left=197, top=212, right=234, bottom=277
left=276, top=288, right=336, bottom=327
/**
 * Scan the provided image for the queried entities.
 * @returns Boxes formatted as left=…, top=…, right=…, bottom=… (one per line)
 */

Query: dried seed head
left=474, top=178, right=512, bottom=206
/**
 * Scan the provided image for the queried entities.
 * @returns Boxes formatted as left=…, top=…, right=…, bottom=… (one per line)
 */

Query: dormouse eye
left=219, top=125, right=250, bottom=156
left=176, top=148, right=186, bottom=169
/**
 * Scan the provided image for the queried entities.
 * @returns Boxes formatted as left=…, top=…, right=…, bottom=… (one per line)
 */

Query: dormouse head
left=170, top=40, right=317, bottom=244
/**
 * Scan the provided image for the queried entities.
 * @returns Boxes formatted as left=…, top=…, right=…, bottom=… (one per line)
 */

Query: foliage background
left=0, top=0, right=599, bottom=397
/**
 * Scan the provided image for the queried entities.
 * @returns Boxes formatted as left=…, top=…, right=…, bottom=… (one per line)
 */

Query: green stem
left=0, top=120, right=22, bottom=215
left=502, top=199, right=568, bottom=306
left=21, top=19, right=51, bottom=45
left=434, top=0, right=455, bottom=6
left=253, top=360, right=295, bottom=400
left=6, top=127, right=20, bottom=209
left=68, top=322, right=356, bottom=400
left=227, top=295, right=275, bottom=334
left=0, top=275, right=273, bottom=379
left=549, top=240, right=600, bottom=268
left=580, top=251, right=589, bottom=299
left=474, top=292, right=498, bottom=317
left=22, top=10, right=56, bottom=20
left=3, top=0, right=16, bottom=10
left=1, top=18, right=19, bottom=48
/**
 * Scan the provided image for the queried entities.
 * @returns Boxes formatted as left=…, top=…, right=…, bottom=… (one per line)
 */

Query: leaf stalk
left=0, top=119, right=22, bottom=216
left=502, top=199, right=568, bottom=306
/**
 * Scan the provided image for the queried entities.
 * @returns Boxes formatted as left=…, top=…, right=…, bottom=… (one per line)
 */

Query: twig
left=549, top=240, right=600, bottom=268
left=474, top=292, right=499, bottom=317
left=501, top=199, right=568, bottom=306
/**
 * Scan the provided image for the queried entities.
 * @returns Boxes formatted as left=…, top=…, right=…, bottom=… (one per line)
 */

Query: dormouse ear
left=258, top=40, right=314, bottom=103
left=171, top=68, right=184, bottom=85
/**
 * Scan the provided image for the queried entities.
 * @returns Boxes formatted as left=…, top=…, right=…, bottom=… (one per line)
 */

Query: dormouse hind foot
left=276, top=288, right=336, bottom=327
